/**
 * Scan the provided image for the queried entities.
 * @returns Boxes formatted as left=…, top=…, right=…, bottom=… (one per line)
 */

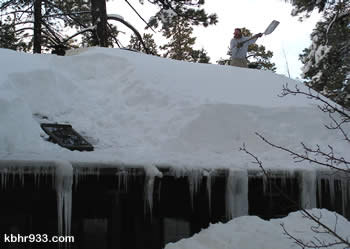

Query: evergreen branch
left=18, top=2, right=34, bottom=20
left=0, top=0, right=17, bottom=10
left=42, top=11, right=91, bottom=19
left=62, top=26, right=95, bottom=44
left=41, top=20, right=62, bottom=44
left=9, top=20, right=34, bottom=26
left=0, top=10, right=33, bottom=17
left=13, top=27, right=33, bottom=33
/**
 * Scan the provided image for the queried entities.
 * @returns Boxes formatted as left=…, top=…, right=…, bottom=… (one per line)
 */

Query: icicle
left=117, top=170, right=129, bottom=192
left=328, top=175, right=335, bottom=205
left=157, top=180, right=162, bottom=203
left=299, top=169, right=317, bottom=209
left=317, top=174, right=323, bottom=208
left=188, top=169, right=202, bottom=210
left=262, top=174, right=268, bottom=195
left=34, top=168, right=39, bottom=188
left=205, top=171, right=212, bottom=216
left=18, top=167, right=24, bottom=187
left=280, top=170, right=294, bottom=190
left=73, top=168, right=79, bottom=191
left=144, top=174, right=155, bottom=217
left=340, top=178, right=349, bottom=216
left=1, top=168, right=9, bottom=189
left=225, top=169, right=248, bottom=220
left=54, top=160, right=73, bottom=247
left=73, top=167, right=100, bottom=191
left=143, top=165, right=162, bottom=218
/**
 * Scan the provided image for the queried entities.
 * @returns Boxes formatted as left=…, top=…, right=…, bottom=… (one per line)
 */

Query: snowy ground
left=165, top=209, right=350, bottom=249
left=0, top=47, right=348, bottom=172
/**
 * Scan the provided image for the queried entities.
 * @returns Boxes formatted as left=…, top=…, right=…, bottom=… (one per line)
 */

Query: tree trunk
left=91, top=0, right=108, bottom=47
left=33, top=0, right=42, bottom=53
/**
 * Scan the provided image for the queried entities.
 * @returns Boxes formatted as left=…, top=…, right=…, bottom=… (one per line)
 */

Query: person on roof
left=229, top=28, right=263, bottom=68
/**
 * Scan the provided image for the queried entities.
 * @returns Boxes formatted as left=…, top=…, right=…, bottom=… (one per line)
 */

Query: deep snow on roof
left=0, top=47, right=348, bottom=170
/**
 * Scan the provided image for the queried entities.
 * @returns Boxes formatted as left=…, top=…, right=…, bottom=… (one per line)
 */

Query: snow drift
left=0, top=47, right=347, bottom=171
left=164, top=209, right=350, bottom=249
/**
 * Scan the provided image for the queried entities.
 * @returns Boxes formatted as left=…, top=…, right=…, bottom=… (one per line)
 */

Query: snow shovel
left=236, top=20, right=280, bottom=47
left=263, top=20, right=280, bottom=35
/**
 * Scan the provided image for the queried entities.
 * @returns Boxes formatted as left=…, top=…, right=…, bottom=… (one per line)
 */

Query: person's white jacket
left=230, top=36, right=258, bottom=59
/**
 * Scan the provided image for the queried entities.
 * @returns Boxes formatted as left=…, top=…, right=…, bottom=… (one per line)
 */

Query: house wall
left=0, top=166, right=348, bottom=249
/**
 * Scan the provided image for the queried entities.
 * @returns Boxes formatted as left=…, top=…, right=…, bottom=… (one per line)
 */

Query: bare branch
left=325, top=113, right=350, bottom=143
left=280, top=84, right=350, bottom=119
left=256, top=132, right=350, bottom=174
left=239, top=143, right=269, bottom=177
left=241, top=142, right=350, bottom=248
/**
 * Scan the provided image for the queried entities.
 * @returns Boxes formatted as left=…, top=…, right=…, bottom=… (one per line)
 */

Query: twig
left=255, top=132, right=350, bottom=174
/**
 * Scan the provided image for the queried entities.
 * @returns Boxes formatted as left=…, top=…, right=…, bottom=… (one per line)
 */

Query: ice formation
left=205, top=171, right=213, bottom=216
left=116, top=169, right=129, bottom=192
left=188, top=169, right=203, bottom=210
left=317, top=171, right=350, bottom=215
left=144, top=165, right=163, bottom=217
left=0, top=160, right=349, bottom=238
left=73, top=166, right=100, bottom=190
left=300, top=170, right=317, bottom=209
left=225, top=169, right=248, bottom=219
left=54, top=160, right=73, bottom=240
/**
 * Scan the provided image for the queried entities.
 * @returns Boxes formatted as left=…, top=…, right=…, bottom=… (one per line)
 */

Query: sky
left=106, top=0, right=321, bottom=79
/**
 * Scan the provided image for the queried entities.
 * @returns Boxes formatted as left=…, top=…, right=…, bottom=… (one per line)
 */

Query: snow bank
left=0, top=47, right=348, bottom=171
left=165, top=209, right=350, bottom=249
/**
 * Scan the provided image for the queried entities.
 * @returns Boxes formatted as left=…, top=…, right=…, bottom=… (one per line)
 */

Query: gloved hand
left=237, top=42, right=243, bottom=48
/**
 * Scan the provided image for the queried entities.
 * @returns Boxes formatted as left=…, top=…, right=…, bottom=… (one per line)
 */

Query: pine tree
left=0, top=0, right=217, bottom=53
left=0, top=0, right=81, bottom=52
left=0, top=16, right=29, bottom=51
left=159, top=16, right=210, bottom=63
left=145, top=0, right=217, bottom=30
left=0, top=0, right=37, bottom=51
left=286, top=0, right=329, bottom=18
left=290, top=1, right=350, bottom=107
left=128, top=33, right=160, bottom=55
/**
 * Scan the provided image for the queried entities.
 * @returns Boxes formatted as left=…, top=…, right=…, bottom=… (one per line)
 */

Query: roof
left=0, top=47, right=348, bottom=172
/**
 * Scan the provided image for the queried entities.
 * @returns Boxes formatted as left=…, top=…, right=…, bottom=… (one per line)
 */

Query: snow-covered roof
left=0, top=47, right=348, bottom=171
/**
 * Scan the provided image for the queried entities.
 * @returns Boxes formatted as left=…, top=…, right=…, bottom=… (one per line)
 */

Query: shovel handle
left=235, top=33, right=262, bottom=48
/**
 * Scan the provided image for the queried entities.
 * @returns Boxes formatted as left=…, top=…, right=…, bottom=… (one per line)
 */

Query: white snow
left=108, top=14, right=125, bottom=20
left=158, top=8, right=177, bottom=25
left=315, top=44, right=331, bottom=65
left=164, top=209, right=350, bottom=249
left=0, top=47, right=348, bottom=172
left=0, top=47, right=349, bottom=248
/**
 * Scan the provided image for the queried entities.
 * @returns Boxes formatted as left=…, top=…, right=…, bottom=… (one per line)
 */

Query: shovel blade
left=264, top=20, right=280, bottom=35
